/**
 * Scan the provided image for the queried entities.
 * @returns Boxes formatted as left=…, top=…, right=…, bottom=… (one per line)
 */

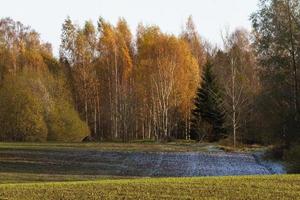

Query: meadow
left=0, top=175, right=299, bottom=200
left=0, top=142, right=282, bottom=183
left=0, top=142, right=295, bottom=199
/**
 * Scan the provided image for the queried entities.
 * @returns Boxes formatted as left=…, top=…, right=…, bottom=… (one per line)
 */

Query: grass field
left=0, top=175, right=299, bottom=200
left=0, top=141, right=222, bottom=183
left=0, top=142, right=282, bottom=184
left=0, top=142, right=292, bottom=199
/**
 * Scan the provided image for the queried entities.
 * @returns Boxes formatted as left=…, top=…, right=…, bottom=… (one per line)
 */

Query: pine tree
left=191, top=61, right=226, bottom=142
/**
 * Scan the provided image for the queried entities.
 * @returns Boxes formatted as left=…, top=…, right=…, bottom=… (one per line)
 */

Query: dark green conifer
left=191, top=61, right=226, bottom=141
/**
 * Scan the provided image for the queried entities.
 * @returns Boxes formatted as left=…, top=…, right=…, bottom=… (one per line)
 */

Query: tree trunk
left=287, top=0, right=299, bottom=114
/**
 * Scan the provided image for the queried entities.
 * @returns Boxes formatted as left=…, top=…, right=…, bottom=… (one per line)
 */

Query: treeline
left=0, top=0, right=299, bottom=156
left=59, top=16, right=202, bottom=141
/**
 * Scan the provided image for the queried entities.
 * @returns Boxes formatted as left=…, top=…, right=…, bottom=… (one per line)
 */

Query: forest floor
left=0, top=142, right=286, bottom=183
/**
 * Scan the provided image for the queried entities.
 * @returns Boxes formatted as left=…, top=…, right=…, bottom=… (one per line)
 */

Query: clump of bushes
left=47, top=102, right=89, bottom=142
left=0, top=76, right=48, bottom=141
left=0, top=74, right=89, bottom=142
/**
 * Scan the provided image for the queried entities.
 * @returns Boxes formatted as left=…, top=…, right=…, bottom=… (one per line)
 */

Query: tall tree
left=60, top=18, right=99, bottom=138
left=97, top=18, right=134, bottom=140
left=217, top=29, right=260, bottom=148
left=136, top=25, right=200, bottom=140
left=181, top=16, right=205, bottom=69
left=251, top=0, right=300, bottom=144
left=191, top=61, right=226, bottom=142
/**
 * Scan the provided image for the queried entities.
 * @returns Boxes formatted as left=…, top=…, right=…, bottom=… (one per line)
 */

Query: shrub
left=0, top=77, right=48, bottom=141
left=46, top=102, right=89, bottom=142
left=0, top=73, right=89, bottom=142
left=44, top=74, right=90, bottom=142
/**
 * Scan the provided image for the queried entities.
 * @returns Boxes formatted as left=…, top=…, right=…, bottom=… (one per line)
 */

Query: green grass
left=0, top=172, right=134, bottom=184
left=0, top=175, right=299, bottom=200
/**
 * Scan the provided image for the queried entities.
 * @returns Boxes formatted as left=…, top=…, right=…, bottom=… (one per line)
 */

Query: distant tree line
left=0, top=0, right=299, bottom=162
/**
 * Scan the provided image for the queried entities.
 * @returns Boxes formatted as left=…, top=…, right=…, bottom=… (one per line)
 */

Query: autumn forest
left=0, top=0, right=299, bottom=165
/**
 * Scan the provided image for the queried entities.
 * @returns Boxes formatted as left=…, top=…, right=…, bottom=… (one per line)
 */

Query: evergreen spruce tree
left=191, top=61, right=226, bottom=142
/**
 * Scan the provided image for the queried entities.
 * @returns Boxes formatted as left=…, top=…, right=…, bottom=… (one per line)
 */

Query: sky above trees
left=0, top=0, right=259, bottom=56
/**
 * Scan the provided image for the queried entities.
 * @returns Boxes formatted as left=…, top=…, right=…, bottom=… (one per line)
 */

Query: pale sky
left=0, top=0, right=259, bottom=56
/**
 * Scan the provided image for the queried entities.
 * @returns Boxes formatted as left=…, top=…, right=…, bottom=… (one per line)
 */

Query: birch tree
left=221, top=29, right=259, bottom=148
left=136, top=25, right=199, bottom=140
